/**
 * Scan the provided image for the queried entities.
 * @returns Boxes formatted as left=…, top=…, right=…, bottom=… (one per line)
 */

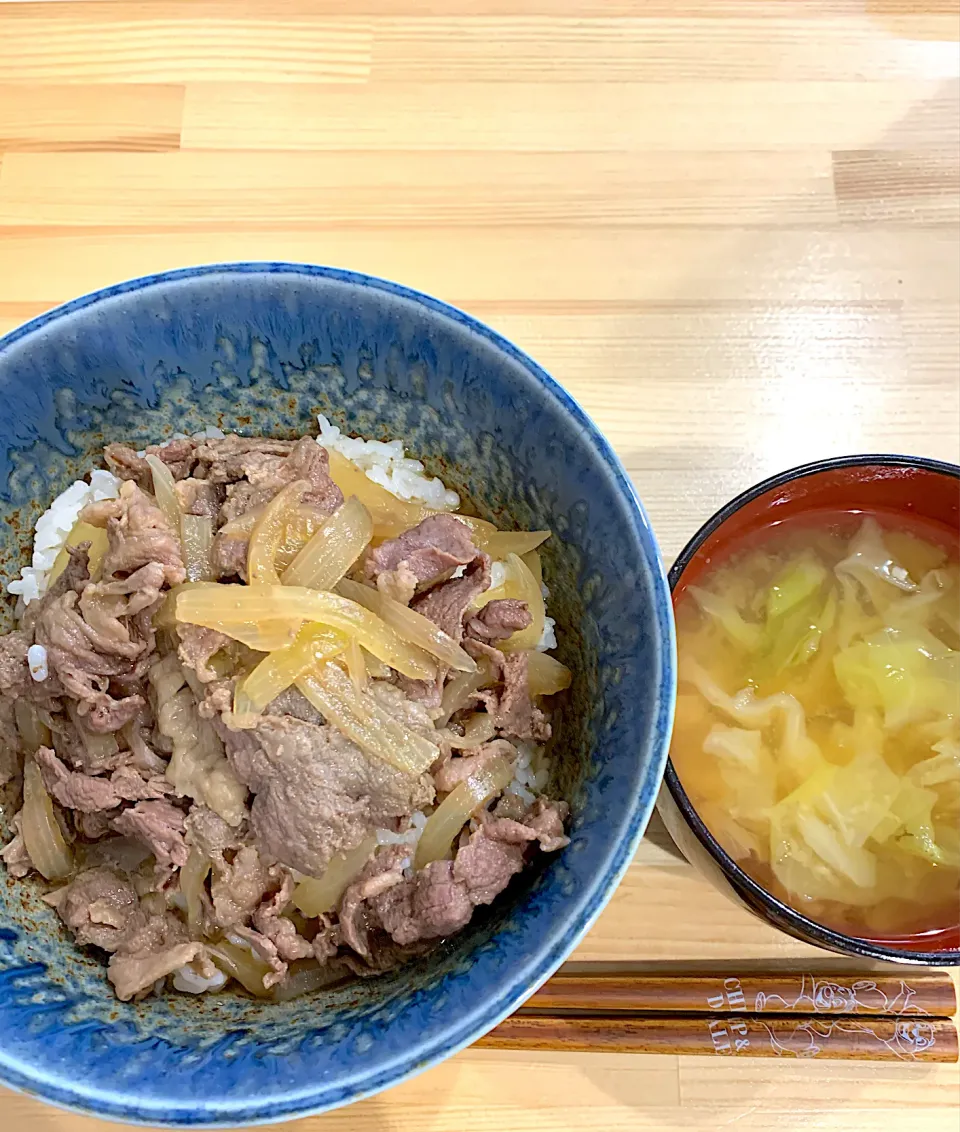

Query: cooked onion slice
left=338, top=579, right=476, bottom=673
left=181, top=514, right=215, bottom=582
left=233, top=624, right=347, bottom=716
left=522, top=549, right=543, bottom=588
left=208, top=941, right=273, bottom=998
left=180, top=849, right=212, bottom=936
left=414, top=753, right=515, bottom=869
left=248, top=480, right=310, bottom=585
left=21, top=758, right=74, bottom=881
left=526, top=650, right=572, bottom=697
left=282, top=497, right=373, bottom=590
left=146, top=454, right=182, bottom=535
left=472, top=553, right=544, bottom=652
left=461, top=521, right=550, bottom=559
left=297, top=663, right=438, bottom=776
left=15, top=701, right=52, bottom=755
left=66, top=702, right=120, bottom=766
left=292, top=834, right=378, bottom=917
left=435, top=655, right=497, bottom=728
left=344, top=637, right=367, bottom=695
left=446, top=712, right=496, bottom=749
left=176, top=585, right=436, bottom=680
left=49, top=521, right=110, bottom=585
left=325, top=449, right=432, bottom=538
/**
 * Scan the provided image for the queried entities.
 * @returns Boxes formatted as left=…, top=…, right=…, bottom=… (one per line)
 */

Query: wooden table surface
left=1, top=1, right=958, bottom=1129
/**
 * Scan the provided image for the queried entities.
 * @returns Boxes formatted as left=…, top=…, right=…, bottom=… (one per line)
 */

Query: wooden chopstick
left=474, top=968, right=960, bottom=1063
left=478, top=1013, right=959, bottom=1063
left=520, top=968, right=958, bottom=1018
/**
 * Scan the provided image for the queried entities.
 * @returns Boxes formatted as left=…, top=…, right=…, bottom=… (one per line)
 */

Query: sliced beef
left=219, top=480, right=270, bottom=525
left=398, top=554, right=492, bottom=708
left=109, top=939, right=210, bottom=1002
left=220, top=714, right=434, bottom=877
left=252, top=874, right=314, bottom=961
left=104, top=440, right=197, bottom=491
left=174, top=478, right=224, bottom=519
left=45, top=866, right=145, bottom=952
left=78, top=562, right=168, bottom=662
left=211, top=532, right=249, bottom=581
left=480, top=651, right=551, bottom=743
left=75, top=810, right=117, bottom=840
left=0, top=815, right=32, bottom=878
left=338, top=846, right=407, bottom=959
left=110, top=800, right=188, bottom=868
left=365, top=515, right=478, bottom=600
left=103, top=444, right=151, bottom=490
left=410, top=554, right=492, bottom=642
left=229, top=925, right=287, bottom=989
left=193, top=436, right=297, bottom=483
left=81, top=480, right=185, bottom=587
left=374, top=860, right=474, bottom=946
left=210, top=845, right=271, bottom=928
left=465, top=600, right=531, bottom=643
left=278, top=438, right=344, bottom=516
left=36, top=746, right=123, bottom=812
left=452, top=826, right=526, bottom=905
left=109, top=764, right=171, bottom=804
left=184, top=804, right=243, bottom=858
left=35, top=591, right=146, bottom=734
left=431, top=739, right=516, bottom=796
left=178, top=625, right=230, bottom=683
left=345, top=795, right=568, bottom=953
left=312, top=914, right=339, bottom=963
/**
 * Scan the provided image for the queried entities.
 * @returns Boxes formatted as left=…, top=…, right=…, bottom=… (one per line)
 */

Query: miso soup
left=671, top=512, right=959, bottom=940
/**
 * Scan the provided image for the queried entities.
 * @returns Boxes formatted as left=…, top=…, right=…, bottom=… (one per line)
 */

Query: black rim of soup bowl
left=664, top=453, right=960, bottom=967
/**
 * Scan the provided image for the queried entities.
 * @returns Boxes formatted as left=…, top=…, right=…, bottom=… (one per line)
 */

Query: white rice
left=375, top=810, right=428, bottom=848
left=7, top=469, right=122, bottom=605
left=537, top=617, right=558, bottom=653
left=27, top=643, right=48, bottom=682
left=173, top=963, right=228, bottom=996
left=316, top=414, right=459, bottom=511
left=507, top=739, right=551, bottom=804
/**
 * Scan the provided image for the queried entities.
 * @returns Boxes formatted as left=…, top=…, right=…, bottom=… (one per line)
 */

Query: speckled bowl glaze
left=0, top=263, right=675, bottom=1126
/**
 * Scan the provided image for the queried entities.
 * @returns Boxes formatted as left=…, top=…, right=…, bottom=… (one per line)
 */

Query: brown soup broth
left=671, top=508, right=959, bottom=940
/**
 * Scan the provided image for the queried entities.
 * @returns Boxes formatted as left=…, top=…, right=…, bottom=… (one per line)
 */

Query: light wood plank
left=0, top=228, right=954, bottom=305
left=0, top=14, right=372, bottom=84
left=372, top=15, right=960, bottom=82
left=0, top=84, right=182, bottom=151
left=679, top=1057, right=960, bottom=1110
left=180, top=81, right=955, bottom=153
left=833, top=149, right=960, bottom=223
left=0, top=150, right=838, bottom=228
left=4, top=9, right=958, bottom=83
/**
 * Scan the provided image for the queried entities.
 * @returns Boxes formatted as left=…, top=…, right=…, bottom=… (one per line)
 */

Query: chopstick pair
left=476, top=968, right=959, bottom=1063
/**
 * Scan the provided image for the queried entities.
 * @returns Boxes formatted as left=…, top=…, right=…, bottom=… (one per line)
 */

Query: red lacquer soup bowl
left=657, top=454, right=960, bottom=966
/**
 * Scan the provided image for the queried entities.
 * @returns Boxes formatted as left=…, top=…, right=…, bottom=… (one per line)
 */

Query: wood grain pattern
left=522, top=968, right=959, bottom=1016
left=479, top=1015, right=960, bottom=1062
left=0, top=0, right=958, bottom=1129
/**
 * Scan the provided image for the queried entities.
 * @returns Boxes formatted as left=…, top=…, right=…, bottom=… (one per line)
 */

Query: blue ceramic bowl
left=0, top=264, right=675, bottom=1126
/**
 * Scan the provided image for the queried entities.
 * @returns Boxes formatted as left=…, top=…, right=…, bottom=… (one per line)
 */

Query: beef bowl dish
left=0, top=264, right=674, bottom=1125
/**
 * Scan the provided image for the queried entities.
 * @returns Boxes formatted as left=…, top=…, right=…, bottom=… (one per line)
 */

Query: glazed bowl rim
left=664, top=452, right=960, bottom=967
